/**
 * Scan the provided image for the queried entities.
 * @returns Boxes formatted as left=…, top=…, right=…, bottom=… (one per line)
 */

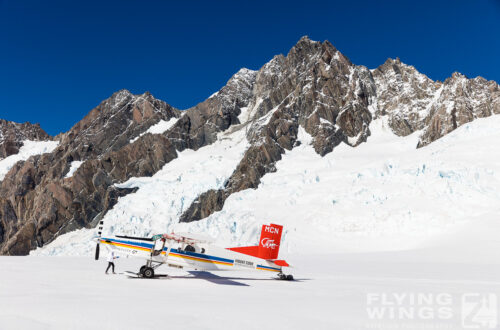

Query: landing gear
left=142, top=267, right=154, bottom=279
left=277, top=272, right=294, bottom=281
left=139, top=260, right=162, bottom=278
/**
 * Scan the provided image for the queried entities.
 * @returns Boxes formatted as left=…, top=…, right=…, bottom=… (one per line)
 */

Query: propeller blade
left=95, top=243, right=100, bottom=260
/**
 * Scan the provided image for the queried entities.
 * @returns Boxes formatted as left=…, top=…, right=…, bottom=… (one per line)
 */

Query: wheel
left=139, top=266, right=146, bottom=275
left=143, top=267, right=154, bottom=278
left=286, top=274, right=294, bottom=281
left=278, top=273, right=287, bottom=280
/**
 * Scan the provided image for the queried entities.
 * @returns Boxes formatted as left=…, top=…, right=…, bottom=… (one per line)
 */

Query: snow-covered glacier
left=33, top=115, right=500, bottom=256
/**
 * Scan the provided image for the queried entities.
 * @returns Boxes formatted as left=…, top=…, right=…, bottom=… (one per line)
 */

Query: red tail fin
left=228, top=223, right=283, bottom=259
left=258, top=223, right=282, bottom=259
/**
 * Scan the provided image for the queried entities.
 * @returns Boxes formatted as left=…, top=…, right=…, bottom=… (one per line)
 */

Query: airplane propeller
left=95, top=241, right=100, bottom=260
left=94, top=219, right=104, bottom=260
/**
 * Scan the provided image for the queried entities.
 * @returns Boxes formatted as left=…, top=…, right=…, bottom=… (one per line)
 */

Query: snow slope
left=130, top=117, right=179, bottom=143
left=34, top=115, right=500, bottom=256
left=0, top=140, right=59, bottom=181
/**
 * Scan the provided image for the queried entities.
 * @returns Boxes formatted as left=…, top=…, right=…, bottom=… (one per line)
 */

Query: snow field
left=4, top=225, right=500, bottom=330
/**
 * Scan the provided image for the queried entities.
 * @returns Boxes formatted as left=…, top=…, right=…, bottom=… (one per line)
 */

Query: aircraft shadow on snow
left=178, top=271, right=309, bottom=286
left=123, top=271, right=310, bottom=286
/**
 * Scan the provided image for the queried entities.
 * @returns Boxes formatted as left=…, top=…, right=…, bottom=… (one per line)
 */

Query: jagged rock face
left=373, top=60, right=500, bottom=146
left=0, top=120, right=51, bottom=159
left=417, top=74, right=500, bottom=147
left=1, top=36, right=499, bottom=254
left=372, top=58, right=440, bottom=136
left=165, top=68, right=257, bottom=151
left=59, top=90, right=179, bottom=159
left=244, top=38, right=375, bottom=152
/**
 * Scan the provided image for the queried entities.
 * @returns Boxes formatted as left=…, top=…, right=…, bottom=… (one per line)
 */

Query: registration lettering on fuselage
left=234, top=259, right=254, bottom=268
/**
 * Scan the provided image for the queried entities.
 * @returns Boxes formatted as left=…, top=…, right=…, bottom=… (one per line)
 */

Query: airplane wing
left=174, top=232, right=215, bottom=243
left=157, top=232, right=215, bottom=244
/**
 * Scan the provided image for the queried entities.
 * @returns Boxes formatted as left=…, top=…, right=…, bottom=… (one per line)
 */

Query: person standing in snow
left=105, top=251, right=118, bottom=274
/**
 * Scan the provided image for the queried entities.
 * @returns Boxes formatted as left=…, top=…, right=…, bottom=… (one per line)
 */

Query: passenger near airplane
left=94, top=223, right=294, bottom=280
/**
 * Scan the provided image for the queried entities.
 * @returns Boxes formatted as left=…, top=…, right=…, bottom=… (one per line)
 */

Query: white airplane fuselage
left=99, top=236, right=283, bottom=273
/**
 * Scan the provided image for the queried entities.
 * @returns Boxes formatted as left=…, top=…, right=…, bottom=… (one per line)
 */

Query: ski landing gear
left=276, top=271, right=294, bottom=281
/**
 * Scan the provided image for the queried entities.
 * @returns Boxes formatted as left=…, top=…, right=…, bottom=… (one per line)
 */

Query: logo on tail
left=261, top=238, right=278, bottom=249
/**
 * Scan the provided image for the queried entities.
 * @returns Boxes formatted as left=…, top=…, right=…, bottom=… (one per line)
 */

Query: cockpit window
left=184, top=245, right=195, bottom=253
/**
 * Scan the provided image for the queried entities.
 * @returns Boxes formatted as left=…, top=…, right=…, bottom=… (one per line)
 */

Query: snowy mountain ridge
left=1, top=36, right=499, bottom=255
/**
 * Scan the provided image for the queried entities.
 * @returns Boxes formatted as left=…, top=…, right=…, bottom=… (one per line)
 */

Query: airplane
left=94, top=223, right=294, bottom=281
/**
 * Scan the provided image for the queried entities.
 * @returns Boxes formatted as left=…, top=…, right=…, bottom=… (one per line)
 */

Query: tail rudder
left=258, top=223, right=283, bottom=260
left=227, top=223, right=284, bottom=260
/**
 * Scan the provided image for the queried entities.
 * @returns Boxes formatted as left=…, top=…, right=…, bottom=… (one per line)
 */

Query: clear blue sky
left=1, top=0, right=499, bottom=135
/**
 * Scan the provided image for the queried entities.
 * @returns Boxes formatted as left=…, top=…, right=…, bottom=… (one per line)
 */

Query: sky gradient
left=1, top=0, right=499, bottom=135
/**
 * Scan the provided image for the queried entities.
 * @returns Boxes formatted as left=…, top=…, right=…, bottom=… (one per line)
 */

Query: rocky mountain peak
left=59, top=90, right=180, bottom=159
left=450, top=71, right=467, bottom=80
left=0, top=120, right=51, bottom=159
left=371, top=57, right=440, bottom=135
left=417, top=71, right=500, bottom=147
left=219, top=68, right=257, bottom=101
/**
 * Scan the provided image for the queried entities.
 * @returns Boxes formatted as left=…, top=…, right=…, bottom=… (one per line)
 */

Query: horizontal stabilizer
left=273, top=260, right=290, bottom=267
left=227, top=246, right=260, bottom=258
